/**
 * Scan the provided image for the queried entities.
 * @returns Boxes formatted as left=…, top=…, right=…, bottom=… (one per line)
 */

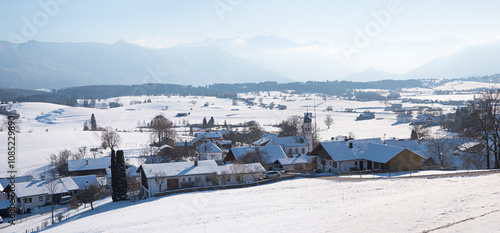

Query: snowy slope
left=4, top=174, right=500, bottom=232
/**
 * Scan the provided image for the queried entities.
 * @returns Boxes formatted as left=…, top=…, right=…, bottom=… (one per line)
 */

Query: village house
left=396, top=114, right=413, bottom=123
left=136, top=160, right=266, bottom=197
left=223, top=145, right=289, bottom=171
left=274, top=156, right=309, bottom=172
left=71, top=175, right=102, bottom=190
left=197, top=140, right=224, bottom=161
left=310, top=138, right=426, bottom=173
left=4, top=177, right=79, bottom=213
left=309, top=138, right=383, bottom=173
left=68, top=157, right=110, bottom=177
left=360, top=143, right=426, bottom=172
left=413, top=114, right=442, bottom=126
left=259, top=135, right=310, bottom=156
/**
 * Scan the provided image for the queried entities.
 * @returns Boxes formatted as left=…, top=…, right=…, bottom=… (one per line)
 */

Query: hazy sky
left=2, top=0, right=500, bottom=75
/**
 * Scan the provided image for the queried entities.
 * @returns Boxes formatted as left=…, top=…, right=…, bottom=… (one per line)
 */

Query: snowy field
left=3, top=174, right=500, bottom=233
left=0, top=91, right=455, bottom=178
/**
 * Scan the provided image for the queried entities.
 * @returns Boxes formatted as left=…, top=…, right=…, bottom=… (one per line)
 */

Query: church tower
left=303, top=112, right=313, bottom=153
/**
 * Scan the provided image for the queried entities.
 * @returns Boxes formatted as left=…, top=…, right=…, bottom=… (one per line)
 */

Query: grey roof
left=229, top=145, right=288, bottom=164
left=0, top=175, right=34, bottom=189
left=68, top=157, right=111, bottom=172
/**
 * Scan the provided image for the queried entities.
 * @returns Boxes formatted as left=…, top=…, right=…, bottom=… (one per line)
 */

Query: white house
left=136, top=160, right=265, bottom=197
left=6, top=178, right=79, bottom=213
left=197, top=140, right=223, bottom=161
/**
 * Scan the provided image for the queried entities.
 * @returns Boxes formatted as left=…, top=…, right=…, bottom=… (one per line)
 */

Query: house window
left=188, top=177, right=191, bottom=181
left=354, top=161, right=358, bottom=165
left=236, top=176, right=241, bottom=182
left=288, top=148, right=292, bottom=154
left=206, top=176, right=211, bottom=182
left=302, top=148, right=305, bottom=154
left=295, top=148, right=299, bottom=154
left=195, top=177, right=201, bottom=181
left=182, top=178, right=186, bottom=182
left=25, top=198, right=32, bottom=203
left=333, top=162, right=337, bottom=168
left=226, top=177, right=230, bottom=182
left=39, top=196, right=44, bottom=202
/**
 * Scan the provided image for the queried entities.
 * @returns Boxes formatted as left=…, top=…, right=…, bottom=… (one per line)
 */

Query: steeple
left=303, top=112, right=313, bottom=152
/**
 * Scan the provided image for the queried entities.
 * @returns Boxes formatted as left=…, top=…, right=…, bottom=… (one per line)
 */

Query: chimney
left=86, top=160, right=89, bottom=165
left=194, top=160, right=198, bottom=166
left=349, top=142, right=353, bottom=149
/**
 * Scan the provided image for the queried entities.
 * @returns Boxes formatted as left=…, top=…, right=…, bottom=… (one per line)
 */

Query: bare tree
left=90, top=148, right=101, bottom=159
left=50, top=150, right=72, bottom=176
left=78, top=184, right=103, bottom=211
left=45, top=179, right=60, bottom=224
left=152, top=170, right=167, bottom=193
left=78, top=146, right=87, bottom=159
left=150, top=114, right=175, bottom=146
left=412, top=125, right=430, bottom=141
left=426, top=136, right=456, bottom=167
left=324, top=115, right=333, bottom=129
left=101, top=126, right=121, bottom=150
left=277, top=115, right=302, bottom=136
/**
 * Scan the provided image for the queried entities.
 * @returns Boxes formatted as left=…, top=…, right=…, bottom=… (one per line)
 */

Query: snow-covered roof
left=384, top=139, right=429, bottom=159
left=192, top=132, right=223, bottom=144
left=14, top=178, right=78, bottom=198
left=229, top=145, right=288, bottom=164
left=267, top=136, right=308, bottom=147
left=59, top=177, right=79, bottom=191
left=0, top=175, right=34, bottom=189
left=276, top=156, right=309, bottom=165
left=316, top=138, right=383, bottom=162
left=217, top=163, right=266, bottom=175
left=197, top=140, right=223, bottom=154
left=360, top=144, right=406, bottom=163
left=139, top=160, right=220, bottom=179
left=71, top=175, right=100, bottom=189
left=68, top=157, right=111, bottom=172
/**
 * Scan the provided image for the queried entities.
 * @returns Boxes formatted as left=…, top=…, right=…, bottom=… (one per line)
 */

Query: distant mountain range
left=2, top=36, right=500, bottom=89
left=0, top=40, right=289, bottom=89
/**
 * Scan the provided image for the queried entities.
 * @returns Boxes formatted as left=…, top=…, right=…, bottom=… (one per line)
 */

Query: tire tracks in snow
left=422, top=209, right=500, bottom=233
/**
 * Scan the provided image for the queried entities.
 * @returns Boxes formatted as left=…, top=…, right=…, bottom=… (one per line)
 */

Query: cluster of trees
left=354, top=91, right=400, bottom=101
left=202, top=116, right=215, bottom=129
left=83, top=113, right=99, bottom=131
left=150, top=114, right=175, bottom=146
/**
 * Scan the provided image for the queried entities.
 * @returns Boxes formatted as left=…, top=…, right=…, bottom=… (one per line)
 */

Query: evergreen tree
left=189, top=125, right=193, bottom=136
left=202, top=117, right=208, bottom=129
left=223, top=120, right=228, bottom=129
left=110, top=150, right=117, bottom=202
left=90, top=113, right=97, bottom=131
left=410, top=129, right=418, bottom=140
left=114, top=150, right=128, bottom=201
left=208, top=116, right=215, bottom=128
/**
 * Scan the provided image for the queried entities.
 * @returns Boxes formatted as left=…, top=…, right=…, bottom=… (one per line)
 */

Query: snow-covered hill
left=5, top=175, right=500, bottom=232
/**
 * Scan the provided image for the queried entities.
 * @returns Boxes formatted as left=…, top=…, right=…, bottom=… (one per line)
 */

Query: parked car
left=263, top=171, right=281, bottom=179
left=60, top=195, right=72, bottom=205
left=0, top=216, right=3, bottom=223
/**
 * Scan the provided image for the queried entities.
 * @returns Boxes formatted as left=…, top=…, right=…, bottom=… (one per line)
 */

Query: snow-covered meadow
left=0, top=90, right=456, bottom=178
left=4, top=174, right=500, bottom=233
